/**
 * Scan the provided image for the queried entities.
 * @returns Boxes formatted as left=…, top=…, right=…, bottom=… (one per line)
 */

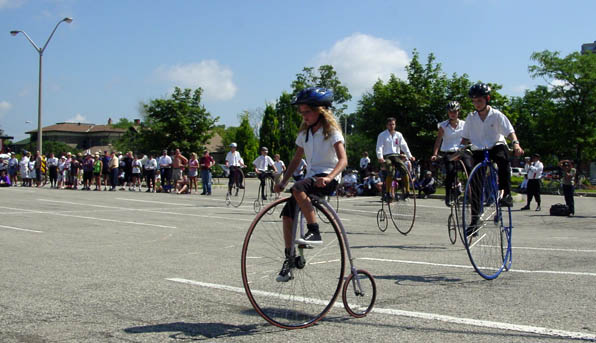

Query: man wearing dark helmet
left=461, top=83, right=524, bottom=210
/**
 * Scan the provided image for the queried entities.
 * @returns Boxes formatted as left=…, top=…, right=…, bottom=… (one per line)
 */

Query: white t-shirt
left=19, top=157, right=29, bottom=175
left=274, top=160, right=285, bottom=175
left=342, top=173, right=357, bottom=185
left=225, top=151, right=243, bottom=167
left=376, top=130, right=412, bottom=159
left=253, top=155, right=275, bottom=172
left=132, top=160, right=142, bottom=174
left=144, top=158, right=157, bottom=170
left=461, top=107, right=515, bottom=149
left=159, top=155, right=172, bottom=168
left=438, top=119, right=465, bottom=152
left=295, top=127, right=344, bottom=180
left=527, top=161, right=543, bottom=180
left=359, top=157, right=370, bottom=169
left=293, top=159, right=307, bottom=177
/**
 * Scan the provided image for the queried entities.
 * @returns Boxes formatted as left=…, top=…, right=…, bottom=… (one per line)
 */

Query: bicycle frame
left=294, top=195, right=365, bottom=296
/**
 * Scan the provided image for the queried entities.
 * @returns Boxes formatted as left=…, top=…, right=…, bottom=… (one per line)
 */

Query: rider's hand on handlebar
left=431, top=155, right=437, bottom=162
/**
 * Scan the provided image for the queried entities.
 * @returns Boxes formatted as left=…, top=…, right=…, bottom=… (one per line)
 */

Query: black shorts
left=281, top=174, right=338, bottom=219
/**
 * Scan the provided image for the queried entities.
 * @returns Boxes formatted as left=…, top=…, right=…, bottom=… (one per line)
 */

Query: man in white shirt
left=47, top=152, right=59, bottom=188
left=253, top=147, right=277, bottom=200
left=159, top=150, right=173, bottom=192
left=461, top=83, right=523, bottom=208
left=292, top=158, right=307, bottom=181
left=376, top=117, right=415, bottom=201
left=521, top=153, right=543, bottom=211
left=225, top=142, right=246, bottom=192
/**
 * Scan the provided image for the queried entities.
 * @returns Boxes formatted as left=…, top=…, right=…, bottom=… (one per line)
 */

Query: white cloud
left=156, top=60, right=237, bottom=101
left=315, top=33, right=409, bottom=96
left=0, top=0, right=25, bottom=10
left=0, top=101, right=12, bottom=116
left=65, top=113, right=87, bottom=123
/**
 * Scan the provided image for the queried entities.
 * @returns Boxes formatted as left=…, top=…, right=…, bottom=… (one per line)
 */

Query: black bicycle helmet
left=291, top=87, right=333, bottom=107
left=446, top=101, right=461, bottom=111
left=468, top=83, right=491, bottom=98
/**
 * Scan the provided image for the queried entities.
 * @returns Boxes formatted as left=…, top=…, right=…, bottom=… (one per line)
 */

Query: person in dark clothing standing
left=560, top=160, right=576, bottom=216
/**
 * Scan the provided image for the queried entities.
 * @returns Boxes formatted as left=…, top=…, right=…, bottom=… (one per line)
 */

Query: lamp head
left=63, top=17, right=73, bottom=23
left=10, top=30, right=20, bottom=36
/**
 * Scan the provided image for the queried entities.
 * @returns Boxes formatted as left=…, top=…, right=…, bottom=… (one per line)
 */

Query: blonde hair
left=192, top=152, right=198, bottom=159
left=298, top=106, right=342, bottom=140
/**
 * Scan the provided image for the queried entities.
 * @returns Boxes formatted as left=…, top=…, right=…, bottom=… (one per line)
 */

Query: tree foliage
left=117, top=87, right=218, bottom=155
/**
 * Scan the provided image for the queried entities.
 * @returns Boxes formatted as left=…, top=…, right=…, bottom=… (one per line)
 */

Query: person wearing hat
left=225, top=143, right=246, bottom=192
left=521, top=153, right=543, bottom=211
left=253, top=146, right=277, bottom=200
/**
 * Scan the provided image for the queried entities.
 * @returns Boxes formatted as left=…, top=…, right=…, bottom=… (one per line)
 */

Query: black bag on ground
left=550, top=203, right=570, bottom=216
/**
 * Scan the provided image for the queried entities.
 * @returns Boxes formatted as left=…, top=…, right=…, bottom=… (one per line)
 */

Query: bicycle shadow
left=375, top=273, right=463, bottom=285
left=124, top=321, right=272, bottom=340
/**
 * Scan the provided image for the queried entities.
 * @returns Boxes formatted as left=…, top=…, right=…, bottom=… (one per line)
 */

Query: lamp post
left=11, top=17, right=73, bottom=155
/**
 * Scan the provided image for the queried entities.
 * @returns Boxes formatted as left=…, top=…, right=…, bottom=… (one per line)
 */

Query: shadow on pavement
left=124, top=321, right=272, bottom=340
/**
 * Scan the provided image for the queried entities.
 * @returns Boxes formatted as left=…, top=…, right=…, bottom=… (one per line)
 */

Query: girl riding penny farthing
left=241, top=87, right=376, bottom=329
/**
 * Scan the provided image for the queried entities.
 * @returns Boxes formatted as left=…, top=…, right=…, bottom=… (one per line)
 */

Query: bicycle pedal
left=297, top=244, right=313, bottom=249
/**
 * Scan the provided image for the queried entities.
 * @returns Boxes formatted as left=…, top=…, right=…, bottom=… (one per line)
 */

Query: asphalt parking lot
left=1, top=180, right=595, bottom=342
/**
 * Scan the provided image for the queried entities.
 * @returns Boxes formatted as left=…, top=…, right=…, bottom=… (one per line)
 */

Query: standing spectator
left=521, top=153, right=543, bottom=211
left=359, top=151, right=370, bottom=177
left=159, top=150, right=173, bottom=192
left=121, top=151, right=134, bottom=191
left=109, top=151, right=119, bottom=191
left=172, top=148, right=188, bottom=184
left=19, top=151, right=30, bottom=186
left=560, top=160, right=576, bottom=216
left=273, top=154, right=286, bottom=199
left=131, top=154, right=142, bottom=191
left=101, top=150, right=111, bottom=191
left=82, top=153, right=94, bottom=190
left=188, top=152, right=199, bottom=193
left=415, top=171, right=436, bottom=199
left=199, top=150, right=215, bottom=195
left=34, top=151, right=42, bottom=187
left=58, top=156, right=66, bottom=189
left=47, top=152, right=59, bottom=188
left=144, top=153, right=157, bottom=192
left=93, top=153, right=103, bottom=191
left=70, top=153, right=81, bottom=190
left=253, top=147, right=277, bottom=200
left=8, top=152, right=18, bottom=186
left=64, top=152, right=72, bottom=188
left=225, top=143, right=246, bottom=193
left=28, top=154, right=36, bottom=187
left=292, top=158, right=307, bottom=182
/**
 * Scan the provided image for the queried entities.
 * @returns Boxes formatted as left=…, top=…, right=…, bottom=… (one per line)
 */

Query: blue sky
left=1, top=0, right=594, bottom=141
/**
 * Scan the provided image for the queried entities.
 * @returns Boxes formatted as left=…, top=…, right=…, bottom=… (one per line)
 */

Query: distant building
left=25, top=119, right=126, bottom=154
left=0, top=135, right=14, bottom=153
left=581, top=41, right=596, bottom=54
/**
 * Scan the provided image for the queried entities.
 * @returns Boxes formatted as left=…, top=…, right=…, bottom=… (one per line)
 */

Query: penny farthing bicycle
left=226, top=166, right=246, bottom=208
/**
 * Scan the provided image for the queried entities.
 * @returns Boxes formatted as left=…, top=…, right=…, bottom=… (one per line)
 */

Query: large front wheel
left=461, top=163, right=510, bottom=280
left=241, top=197, right=346, bottom=329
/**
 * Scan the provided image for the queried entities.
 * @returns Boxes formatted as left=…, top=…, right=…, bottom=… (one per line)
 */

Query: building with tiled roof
left=25, top=119, right=126, bottom=153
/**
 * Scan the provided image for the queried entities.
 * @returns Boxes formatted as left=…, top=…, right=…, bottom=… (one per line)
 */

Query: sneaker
left=500, top=194, right=513, bottom=207
left=146, top=189, right=151, bottom=192
left=238, top=185, right=245, bottom=189
left=520, top=205, right=530, bottom=211
left=200, top=192, right=206, bottom=195
left=276, top=257, right=294, bottom=282
left=262, top=195, right=267, bottom=201
left=535, top=206, right=541, bottom=211
left=295, top=229, right=323, bottom=245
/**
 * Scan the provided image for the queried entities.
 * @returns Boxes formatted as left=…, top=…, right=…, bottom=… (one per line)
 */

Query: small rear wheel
left=342, top=269, right=376, bottom=318
left=448, top=213, right=457, bottom=244
left=377, top=209, right=388, bottom=232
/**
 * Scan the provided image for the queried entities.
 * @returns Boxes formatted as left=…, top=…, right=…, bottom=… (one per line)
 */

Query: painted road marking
left=0, top=224, right=43, bottom=233
left=0, top=205, right=176, bottom=229
left=166, top=278, right=596, bottom=342
left=360, top=257, right=596, bottom=277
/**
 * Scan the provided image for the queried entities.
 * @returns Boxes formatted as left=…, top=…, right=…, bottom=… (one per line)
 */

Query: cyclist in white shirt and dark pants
left=521, top=153, right=543, bottom=211
left=253, top=147, right=277, bottom=200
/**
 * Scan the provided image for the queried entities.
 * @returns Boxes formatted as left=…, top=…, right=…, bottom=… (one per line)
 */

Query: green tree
left=275, top=92, right=302, bottom=164
left=134, top=87, right=219, bottom=155
left=234, top=112, right=259, bottom=167
left=291, top=65, right=352, bottom=117
left=259, top=104, right=281, bottom=155
left=528, top=50, right=596, bottom=165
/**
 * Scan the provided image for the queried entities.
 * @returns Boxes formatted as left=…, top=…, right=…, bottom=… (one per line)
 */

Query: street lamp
left=10, top=17, right=73, bottom=155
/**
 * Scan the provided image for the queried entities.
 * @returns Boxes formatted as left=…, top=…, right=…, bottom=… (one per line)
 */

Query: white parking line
left=360, top=257, right=596, bottom=277
left=166, top=278, right=596, bottom=342
left=0, top=224, right=43, bottom=233
left=0, top=205, right=176, bottom=229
